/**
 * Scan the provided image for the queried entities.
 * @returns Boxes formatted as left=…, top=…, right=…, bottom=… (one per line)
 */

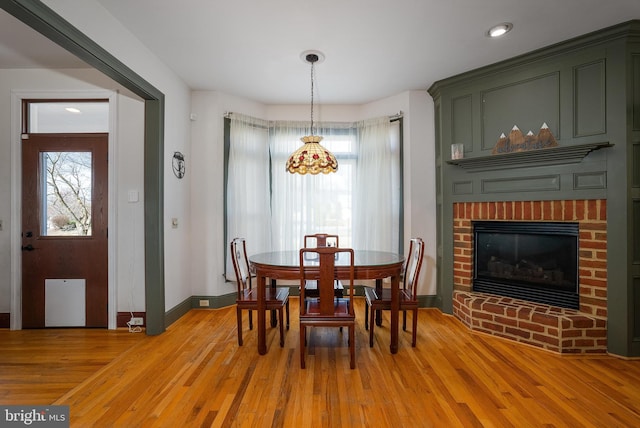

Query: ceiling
left=2, top=0, right=640, bottom=104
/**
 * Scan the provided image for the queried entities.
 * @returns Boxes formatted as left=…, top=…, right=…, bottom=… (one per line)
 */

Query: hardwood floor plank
left=1, top=299, right=640, bottom=427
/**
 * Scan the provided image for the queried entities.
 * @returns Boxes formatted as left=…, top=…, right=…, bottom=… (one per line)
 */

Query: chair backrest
left=299, top=247, right=354, bottom=316
left=230, top=238, right=251, bottom=296
left=403, top=238, right=425, bottom=299
left=304, top=233, right=339, bottom=248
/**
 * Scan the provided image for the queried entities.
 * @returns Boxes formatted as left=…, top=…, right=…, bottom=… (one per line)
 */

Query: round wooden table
left=250, top=250, right=405, bottom=355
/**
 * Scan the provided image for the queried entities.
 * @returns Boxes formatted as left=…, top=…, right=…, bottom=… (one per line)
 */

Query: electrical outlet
left=199, top=299, right=210, bottom=307
left=130, top=317, right=144, bottom=326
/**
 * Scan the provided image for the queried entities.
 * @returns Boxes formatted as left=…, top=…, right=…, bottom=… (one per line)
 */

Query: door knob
left=21, top=244, right=35, bottom=251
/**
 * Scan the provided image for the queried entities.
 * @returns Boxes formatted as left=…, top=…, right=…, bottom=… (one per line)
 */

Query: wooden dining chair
left=304, top=233, right=339, bottom=248
left=299, top=246, right=356, bottom=369
left=302, top=233, right=344, bottom=298
left=364, top=237, right=424, bottom=347
left=230, top=238, right=289, bottom=347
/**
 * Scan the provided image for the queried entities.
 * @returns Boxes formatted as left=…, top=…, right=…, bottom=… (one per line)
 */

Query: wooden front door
left=21, top=133, right=108, bottom=328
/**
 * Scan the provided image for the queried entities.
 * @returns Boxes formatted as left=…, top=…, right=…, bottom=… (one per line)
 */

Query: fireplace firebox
left=473, top=221, right=579, bottom=309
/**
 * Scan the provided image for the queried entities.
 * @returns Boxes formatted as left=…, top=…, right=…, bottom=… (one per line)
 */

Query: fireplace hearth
left=452, top=200, right=607, bottom=353
left=473, top=221, right=579, bottom=309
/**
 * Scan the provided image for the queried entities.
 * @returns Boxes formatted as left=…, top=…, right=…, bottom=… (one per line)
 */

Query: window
left=23, top=100, right=109, bottom=238
left=224, top=114, right=402, bottom=276
left=41, top=151, right=93, bottom=236
left=25, top=100, right=109, bottom=133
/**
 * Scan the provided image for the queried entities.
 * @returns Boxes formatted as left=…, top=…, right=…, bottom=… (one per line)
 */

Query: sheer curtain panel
left=226, top=113, right=272, bottom=277
left=353, top=117, right=400, bottom=252
left=270, top=121, right=357, bottom=251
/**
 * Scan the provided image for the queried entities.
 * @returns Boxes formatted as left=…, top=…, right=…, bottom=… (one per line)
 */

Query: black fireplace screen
left=473, top=221, right=579, bottom=309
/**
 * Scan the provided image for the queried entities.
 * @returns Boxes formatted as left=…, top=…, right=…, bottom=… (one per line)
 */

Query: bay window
left=225, top=113, right=402, bottom=277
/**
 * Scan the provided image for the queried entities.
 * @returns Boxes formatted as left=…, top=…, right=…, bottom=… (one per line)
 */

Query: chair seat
left=363, top=286, right=416, bottom=308
left=303, top=298, right=352, bottom=317
left=237, top=286, right=290, bottom=306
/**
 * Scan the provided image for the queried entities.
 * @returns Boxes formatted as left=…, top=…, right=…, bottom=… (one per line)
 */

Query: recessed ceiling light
left=65, top=107, right=81, bottom=113
left=487, top=22, right=513, bottom=38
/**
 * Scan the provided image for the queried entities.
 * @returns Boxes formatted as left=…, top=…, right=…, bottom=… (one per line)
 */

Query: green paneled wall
left=481, top=73, right=560, bottom=149
left=633, top=54, right=640, bottom=131
left=574, top=60, right=606, bottom=137
left=429, top=20, right=640, bottom=357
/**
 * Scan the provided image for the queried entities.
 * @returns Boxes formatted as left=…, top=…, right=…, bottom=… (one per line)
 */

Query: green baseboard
left=164, top=287, right=441, bottom=329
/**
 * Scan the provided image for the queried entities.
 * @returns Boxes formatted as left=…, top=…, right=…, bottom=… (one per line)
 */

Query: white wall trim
left=10, top=89, right=118, bottom=330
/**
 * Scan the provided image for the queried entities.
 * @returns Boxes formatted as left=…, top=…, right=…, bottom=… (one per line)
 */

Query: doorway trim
left=3, top=0, right=166, bottom=335
left=10, top=90, right=118, bottom=329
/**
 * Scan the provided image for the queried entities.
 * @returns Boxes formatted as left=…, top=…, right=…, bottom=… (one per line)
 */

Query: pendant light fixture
left=286, top=51, right=338, bottom=175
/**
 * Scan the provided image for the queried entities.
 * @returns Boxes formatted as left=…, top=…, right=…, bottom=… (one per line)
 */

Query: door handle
left=21, top=244, right=35, bottom=251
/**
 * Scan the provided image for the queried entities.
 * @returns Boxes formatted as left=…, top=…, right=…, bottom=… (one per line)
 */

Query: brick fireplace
left=452, top=200, right=607, bottom=353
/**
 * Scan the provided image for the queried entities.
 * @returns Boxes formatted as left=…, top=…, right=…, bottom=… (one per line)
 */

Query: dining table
left=249, top=250, right=405, bottom=355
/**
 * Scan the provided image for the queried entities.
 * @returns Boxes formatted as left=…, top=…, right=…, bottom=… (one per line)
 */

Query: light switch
left=171, top=218, right=178, bottom=229
left=127, top=190, right=139, bottom=203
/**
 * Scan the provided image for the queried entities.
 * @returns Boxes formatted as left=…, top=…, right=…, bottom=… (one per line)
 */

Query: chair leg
left=364, top=302, right=369, bottom=330
left=279, top=308, right=285, bottom=347
left=403, top=310, right=407, bottom=331
left=349, top=325, right=355, bottom=369
left=236, top=307, right=243, bottom=346
left=300, top=325, right=306, bottom=369
left=286, top=300, right=290, bottom=330
left=412, top=308, right=418, bottom=347
left=369, top=306, right=375, bottom=347
left=248, top=309, right=253, bottom=330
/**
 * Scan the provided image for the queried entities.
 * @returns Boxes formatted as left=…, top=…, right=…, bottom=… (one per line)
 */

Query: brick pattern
left=452, top=200, right=607, bottom=353
left=453, top=291, right=607, bottom=353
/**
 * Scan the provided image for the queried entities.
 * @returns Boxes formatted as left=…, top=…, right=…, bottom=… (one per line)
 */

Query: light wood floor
left=1, top=298, right=640, bottom=427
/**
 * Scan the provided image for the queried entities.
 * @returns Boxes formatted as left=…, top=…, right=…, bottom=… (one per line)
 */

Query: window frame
left=223, top=116, right=404, bottom=278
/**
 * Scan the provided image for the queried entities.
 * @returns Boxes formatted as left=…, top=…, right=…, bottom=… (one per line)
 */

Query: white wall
left=3, top=2, right=436, bottom=323
left=407, top=92, right=437, bottom=296
left=265, top=104, right=362, bottom=122
left=356, top=91, right=437, bottom=295
left=114, top=92, right=146, bottom=313
left=189, top=90, right=437, bottom=297
left=43, top=0, right=194, bottom=312
left=0, top=67, right=146, bottom=318
left=189, top=91, right=267, bottom=297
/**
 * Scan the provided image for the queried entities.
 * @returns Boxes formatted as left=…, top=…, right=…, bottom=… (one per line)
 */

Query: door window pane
left=41, top=151, right=93, bottom=236
left=29, top=102, right=108, bottom=133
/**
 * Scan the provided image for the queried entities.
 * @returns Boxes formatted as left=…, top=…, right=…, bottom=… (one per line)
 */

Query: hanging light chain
left=310, top=58, right=315, bottom=136
left=305, top=52, right=319, bottom=137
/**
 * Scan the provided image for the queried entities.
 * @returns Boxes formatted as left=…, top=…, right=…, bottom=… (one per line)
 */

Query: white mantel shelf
left=446, top=142, right=613, bottom=171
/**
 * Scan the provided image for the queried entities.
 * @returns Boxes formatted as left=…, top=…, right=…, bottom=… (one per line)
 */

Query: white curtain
left=270, top=121, right=356, bottom=251
left=226, top=113, right=272, bottom=277
left=353, top=117, right=399, bottom=252
left=227, top=113, right=400, bottom=263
